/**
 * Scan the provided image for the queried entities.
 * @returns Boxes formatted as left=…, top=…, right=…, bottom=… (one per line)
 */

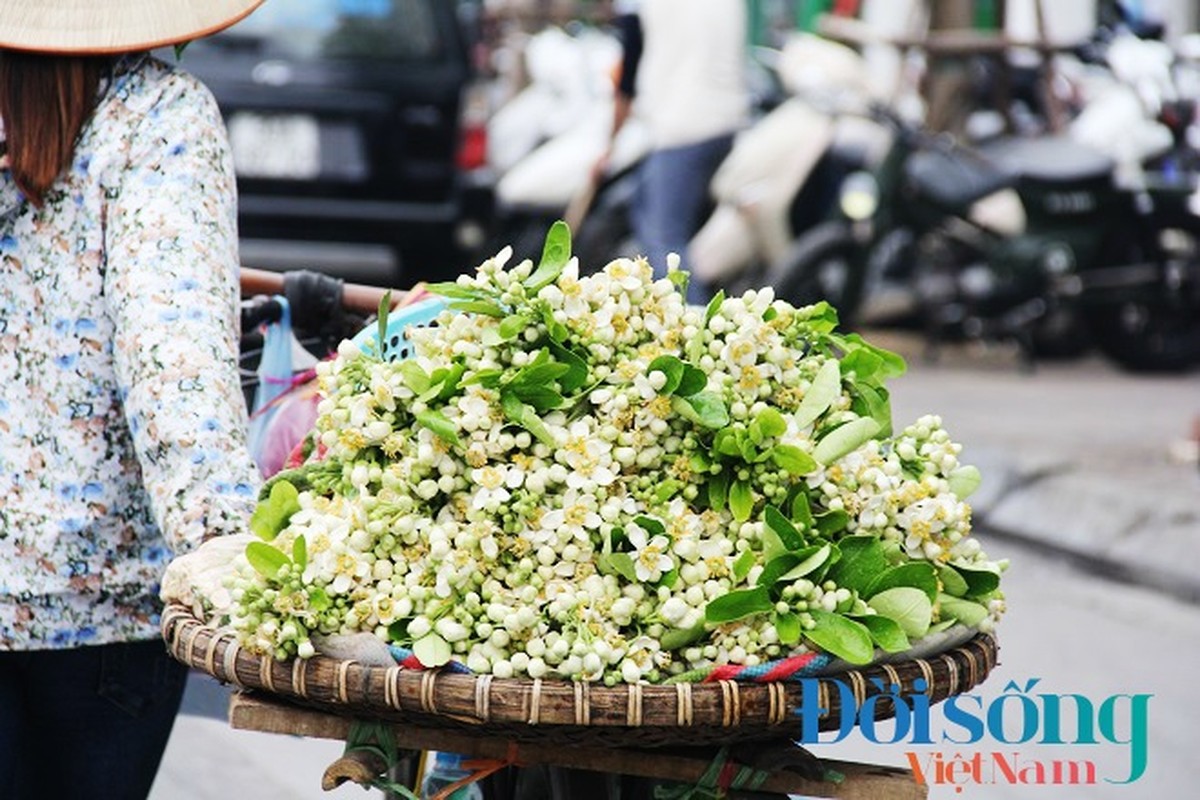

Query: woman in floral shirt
left=0, top=2, right=263, bottom=797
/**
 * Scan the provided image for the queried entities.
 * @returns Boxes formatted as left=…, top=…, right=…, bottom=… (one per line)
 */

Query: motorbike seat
left=905, top=147, right=1015, bottom=210
left=978, top=137, right=1114, bottom=185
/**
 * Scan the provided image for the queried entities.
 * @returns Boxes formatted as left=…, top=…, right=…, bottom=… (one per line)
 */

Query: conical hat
left=0, top=0, right=264, bottom=55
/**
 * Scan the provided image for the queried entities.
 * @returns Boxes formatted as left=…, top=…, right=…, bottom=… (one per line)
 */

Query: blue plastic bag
left=248, top=295, right=294, bottom=475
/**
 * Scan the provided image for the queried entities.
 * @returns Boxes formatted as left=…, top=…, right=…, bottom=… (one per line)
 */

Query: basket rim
left=162, top=604, right=999, bottom=743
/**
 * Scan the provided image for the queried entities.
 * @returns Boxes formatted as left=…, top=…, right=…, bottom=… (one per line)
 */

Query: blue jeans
left=0, top=640, right=187, bottom=800
left=635, top=133, right=734, bottom=305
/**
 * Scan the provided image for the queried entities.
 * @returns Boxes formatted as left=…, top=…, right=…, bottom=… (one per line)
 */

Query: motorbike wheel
left=764, top=221, right=864, bottom=325
left=1030, top=306, right=1093, bottom=360
left=1085, top=223, right=1200, bottom=372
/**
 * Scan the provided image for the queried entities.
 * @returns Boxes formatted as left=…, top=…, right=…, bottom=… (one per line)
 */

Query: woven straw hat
left=0, top=0, right=264, bottom=55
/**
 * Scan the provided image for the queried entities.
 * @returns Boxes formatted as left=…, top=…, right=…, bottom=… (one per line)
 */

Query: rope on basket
left=667, top=651, right=832, bottom=684
left=387, top=645, right=473, bottom=674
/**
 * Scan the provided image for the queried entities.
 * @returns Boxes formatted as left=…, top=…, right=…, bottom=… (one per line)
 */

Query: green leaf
left=850, top=614, right=911, bottom=653
left=713, top=429, right=741, bottom=458
left=790, top=490, right=815, bottom=529
left=426, top=282, right=497, bottom=302
left=250, top=480, right=302, bottom=541
left=671, top=392, right=729, bottom=429
left=804, top=610, right=875, bottom=665
left=813, top=417, right=881, bottom=464
left=676, top=364, right=707, bottom=397
left=827, top=536, right=889, bottom=593
left=245, top=540, right=290, bottom=580
left=938, top=565, right=970, bottom=598
left=851, top=383, right=893, bottom=438
left=548, top=343, right=589, bottom=392
left=840, top=347, right=884, bottom=383
left=500, top=391, right=555, bottom=447
left=499, top=314, right=531, bottom=341
left=292, top=535, right=308, bottom=572
left=729, top=479, right=754, bottom=522
left=667, top=268, right=690, bottom=297
left=524, top=220, right=572, bottom=291
left=433, top=362, right=467, bottom=402
left=512, top=384, right=565, bottom=412
left=948, top=465, right=983, bottom=500
left=414, top=409, right=460, bottom=445
left=763, top=506, right=805, bottom=551
left=412, top=633, right=453, bottom=668
left=398, top=361, right=432, bottom=395
left=732, top=549, right=756, bottom=582
left=867, top=587, right=933, bottom=639
left=706, top=471, right=730, bottom=513
left=308, top=587, right=331, bottom=613
left=774, top=612, right=802, bottom=645
left=512, top=361, right=570, bottom=390
left=602, top=552, right=639, bottom=583
left=814, top=509, right=850, bottom=537
left=653, top=479, right=683, bottom=503
left=461, top=368, right=504, bottom=388
left=778, top=544, right=831, bottom=581
left=938, top=594, right=989, bottom=627
left=703, top=291, right=725, bottom=326
left=648, top=355, right=685, bottom=395
left=634, top=515, right=666, bottom=537
left=660, top=623, right=707, bottom=651
left=705, top=586, right=773, bottom=624
left=449, top=299, right=506, bottom=317
left=376, top=292, right=391, bottom=358
left=794, top=359, right=842, bottom=429
left=760, top=525, right=788, bottom=563
left=927, top=619, right=957, bottom=635
left=838, top=333, right=907, bottom=380
left=864, top=562, right=939, bottom=604
left=758, top=553, right=802, bottom=587
left=754, top=408, right=787, bottom=439
left=771, top=444, right=817, bottom=476
left=952, top=564, right=1002, bottom=597
left=541, top=305, right=569, bottom=343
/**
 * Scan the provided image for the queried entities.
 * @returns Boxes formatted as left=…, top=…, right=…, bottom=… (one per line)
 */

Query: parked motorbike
left=767, top=102, right=1200, bottom=371
left=687, top=34, right=889, bottom=297
left=490, top=31, right=788, bottom=272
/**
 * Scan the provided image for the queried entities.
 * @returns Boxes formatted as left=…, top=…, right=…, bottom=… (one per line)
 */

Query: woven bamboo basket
left=163, top=604, right=998, bottom=747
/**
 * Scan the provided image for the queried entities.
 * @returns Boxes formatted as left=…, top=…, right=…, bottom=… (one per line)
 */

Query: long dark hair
left=0, top=50, right=112, bottom=206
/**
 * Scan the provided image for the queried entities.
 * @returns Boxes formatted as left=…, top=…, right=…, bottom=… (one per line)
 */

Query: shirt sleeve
left=103, top=73, right=262, bottom=556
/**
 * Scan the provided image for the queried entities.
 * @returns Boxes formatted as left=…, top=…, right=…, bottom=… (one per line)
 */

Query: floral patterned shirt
left=0, top=55, right=261, bottom=650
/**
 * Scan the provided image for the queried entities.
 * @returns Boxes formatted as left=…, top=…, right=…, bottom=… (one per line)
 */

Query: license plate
left=227, top=113, right=320, bottom=180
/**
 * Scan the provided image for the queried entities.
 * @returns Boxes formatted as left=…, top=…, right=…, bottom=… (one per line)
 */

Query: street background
left=153, top=332, right=1200, bottom=799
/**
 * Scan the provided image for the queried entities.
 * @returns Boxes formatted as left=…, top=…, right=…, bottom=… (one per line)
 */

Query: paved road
left=150, top=335, right=1200, bottom=800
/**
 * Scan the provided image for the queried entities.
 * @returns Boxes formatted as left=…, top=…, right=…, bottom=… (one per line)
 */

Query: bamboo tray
left=163, top=604, right=998, bottom=747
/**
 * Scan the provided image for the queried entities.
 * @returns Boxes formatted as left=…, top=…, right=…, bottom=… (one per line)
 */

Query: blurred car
left=174, top=0, right=493, bottom=285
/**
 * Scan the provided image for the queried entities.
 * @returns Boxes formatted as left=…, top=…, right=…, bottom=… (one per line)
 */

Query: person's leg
left=635, top=134, right=734, bottom=304
left=21, top=640, right=188, bottom=800
left=0, top=652, right=35, bottom=799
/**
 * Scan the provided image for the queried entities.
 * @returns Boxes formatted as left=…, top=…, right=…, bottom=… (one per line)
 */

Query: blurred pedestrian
left=598, top=0, right=750, bottom=303
left=0, top=2, right=264, bottom=798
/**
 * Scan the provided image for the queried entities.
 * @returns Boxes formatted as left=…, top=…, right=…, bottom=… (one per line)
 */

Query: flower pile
left=222, top=223, right=1007, bottom=684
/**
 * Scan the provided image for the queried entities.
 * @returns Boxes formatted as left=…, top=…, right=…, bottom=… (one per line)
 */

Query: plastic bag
left=257, top=381, right=321, bottom=478
left=247, top=295, right=293, bottom=475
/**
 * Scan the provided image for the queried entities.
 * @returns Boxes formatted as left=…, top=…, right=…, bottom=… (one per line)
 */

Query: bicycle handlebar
left=240, top=267, right=409, bottom=316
